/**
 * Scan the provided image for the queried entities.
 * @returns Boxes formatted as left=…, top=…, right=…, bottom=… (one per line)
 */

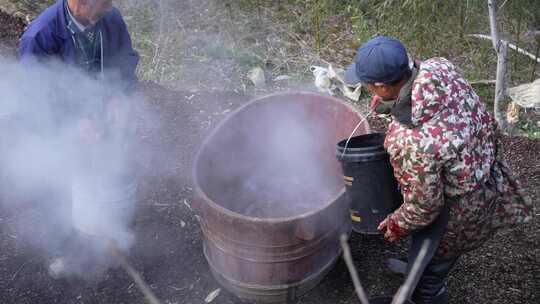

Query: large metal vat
left=192, top=92, right=369, bottom=303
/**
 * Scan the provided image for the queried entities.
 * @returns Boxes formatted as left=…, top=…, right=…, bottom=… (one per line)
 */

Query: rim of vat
left=192, top=91, right=368, bottom=223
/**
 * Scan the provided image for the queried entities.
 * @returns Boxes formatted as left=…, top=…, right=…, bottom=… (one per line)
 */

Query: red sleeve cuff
left=387, top=215, right=409, bottom=239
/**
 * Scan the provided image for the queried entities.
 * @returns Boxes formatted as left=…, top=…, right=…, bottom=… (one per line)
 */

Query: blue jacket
left=19, top=0, right=139, bottom=89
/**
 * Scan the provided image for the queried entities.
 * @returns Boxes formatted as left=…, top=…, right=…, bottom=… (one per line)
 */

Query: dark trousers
left=412, top=256, right=459, bottom=304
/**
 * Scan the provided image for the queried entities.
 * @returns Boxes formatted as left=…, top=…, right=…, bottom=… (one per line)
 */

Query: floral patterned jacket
left=384, top=57, right=533, bottom=258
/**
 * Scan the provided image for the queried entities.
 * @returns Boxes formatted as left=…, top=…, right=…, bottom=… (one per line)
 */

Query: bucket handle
left=340, top=109, right=374, bottom=159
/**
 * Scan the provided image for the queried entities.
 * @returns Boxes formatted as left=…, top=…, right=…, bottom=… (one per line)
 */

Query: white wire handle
left=340, top=109, right=374, bottom=159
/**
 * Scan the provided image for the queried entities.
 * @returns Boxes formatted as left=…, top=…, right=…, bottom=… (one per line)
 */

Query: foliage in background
left=229, top=0, right=540, bottom=136
left=117, top=0, right=539, bottom=136
left=9, top=0, right=537, bottom=133
left=238, top=0, right=540, bottom=85
left=1, top=0, right=537, bottom=135
left=116, top=0, right=187, bottom=84
left=5, top=0, right=539, bottom=92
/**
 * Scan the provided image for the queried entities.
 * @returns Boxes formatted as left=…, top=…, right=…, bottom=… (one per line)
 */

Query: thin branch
left=468, top=34, right=540, bottom=64
left=498, top=0, right=509, bottom=10
left=340, top=235, right=370, bottom=304
left=523, top=30, right=540, bottom=40
left=109, top=242, right=162, bottom=304
left=391, top=240, right=432, bottom=304
left=469, top=79, right=497, bottom=85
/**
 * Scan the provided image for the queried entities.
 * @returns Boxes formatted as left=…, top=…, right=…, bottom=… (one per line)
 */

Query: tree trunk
left=488, top=0, right=499, bottom=50
left=495, top=41, right=508, bottom=130
left=488, top=0, right=509, bottom=131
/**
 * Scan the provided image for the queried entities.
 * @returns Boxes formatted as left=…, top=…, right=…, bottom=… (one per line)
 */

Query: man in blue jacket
left=20, top=0, right=139, bottom=88
left=20, top=0, right=139, bottom=138
left=19, top=0, right=140, bottom=278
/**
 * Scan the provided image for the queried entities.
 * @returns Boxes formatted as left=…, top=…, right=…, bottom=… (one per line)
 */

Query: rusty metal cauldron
left=192, top=92, right=369, bottom=303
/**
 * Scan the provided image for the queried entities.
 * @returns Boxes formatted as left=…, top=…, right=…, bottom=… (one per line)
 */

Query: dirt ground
left=0, top=5, right=539, bottom=304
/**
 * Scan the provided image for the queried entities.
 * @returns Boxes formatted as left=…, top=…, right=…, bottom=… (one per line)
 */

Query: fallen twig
left=10, top=261, right=29, bottom=281
left=153, top=203, right=171, bottom=207
left=183, top=199, right=193, bottom=212
left=205, top=288, right=221, bottom=303
left=340, top=234, right=370, bottom=304
left=169, top=285, right=187, bottom=291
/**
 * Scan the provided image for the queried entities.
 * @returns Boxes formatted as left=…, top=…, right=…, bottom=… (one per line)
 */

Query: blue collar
left=65, top=0, right=88, bottom=33
left=54, top=0, right=71, bottom=40
left=63, top=0, right=104, bottom=36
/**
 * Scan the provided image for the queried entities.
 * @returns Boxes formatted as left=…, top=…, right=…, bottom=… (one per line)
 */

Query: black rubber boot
left=411, top=257, right=459, bottom=304
left=387, top=257, right=407, bottom=275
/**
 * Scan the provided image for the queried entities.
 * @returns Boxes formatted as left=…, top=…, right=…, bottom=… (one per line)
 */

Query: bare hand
left=370, top=95, right=382, bottom=110
left=378, top=216, right=403, bottom=242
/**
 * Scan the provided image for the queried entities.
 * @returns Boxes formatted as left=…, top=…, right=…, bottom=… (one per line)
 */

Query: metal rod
left=391, top=240, right=432, bottom=304
left=468, top=33, right=540, bottom=64
left=340, top=234, right=370, bottom=304
left=109, top=242, right=162, bottom=304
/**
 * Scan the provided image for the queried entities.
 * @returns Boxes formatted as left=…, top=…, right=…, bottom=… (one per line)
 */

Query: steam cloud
left=200, top=98, right=344, bottom=219
left=0, top=58, right=145, bottom=279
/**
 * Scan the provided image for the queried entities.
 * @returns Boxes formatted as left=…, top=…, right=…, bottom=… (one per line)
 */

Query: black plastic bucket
left=336, top=133, right=402, bottom=234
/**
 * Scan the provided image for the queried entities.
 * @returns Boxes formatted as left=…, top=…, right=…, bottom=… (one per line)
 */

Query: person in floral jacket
left=345, top=36, right=532, bottom=304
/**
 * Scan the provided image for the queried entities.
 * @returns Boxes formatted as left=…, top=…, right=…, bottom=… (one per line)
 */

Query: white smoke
left=0, top=57, right=145, bottom=279
left=198, top=97, right=344, bottom=219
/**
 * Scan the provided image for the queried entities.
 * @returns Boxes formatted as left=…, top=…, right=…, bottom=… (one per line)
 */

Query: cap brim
left=344, top=63, right=361, bottom=86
